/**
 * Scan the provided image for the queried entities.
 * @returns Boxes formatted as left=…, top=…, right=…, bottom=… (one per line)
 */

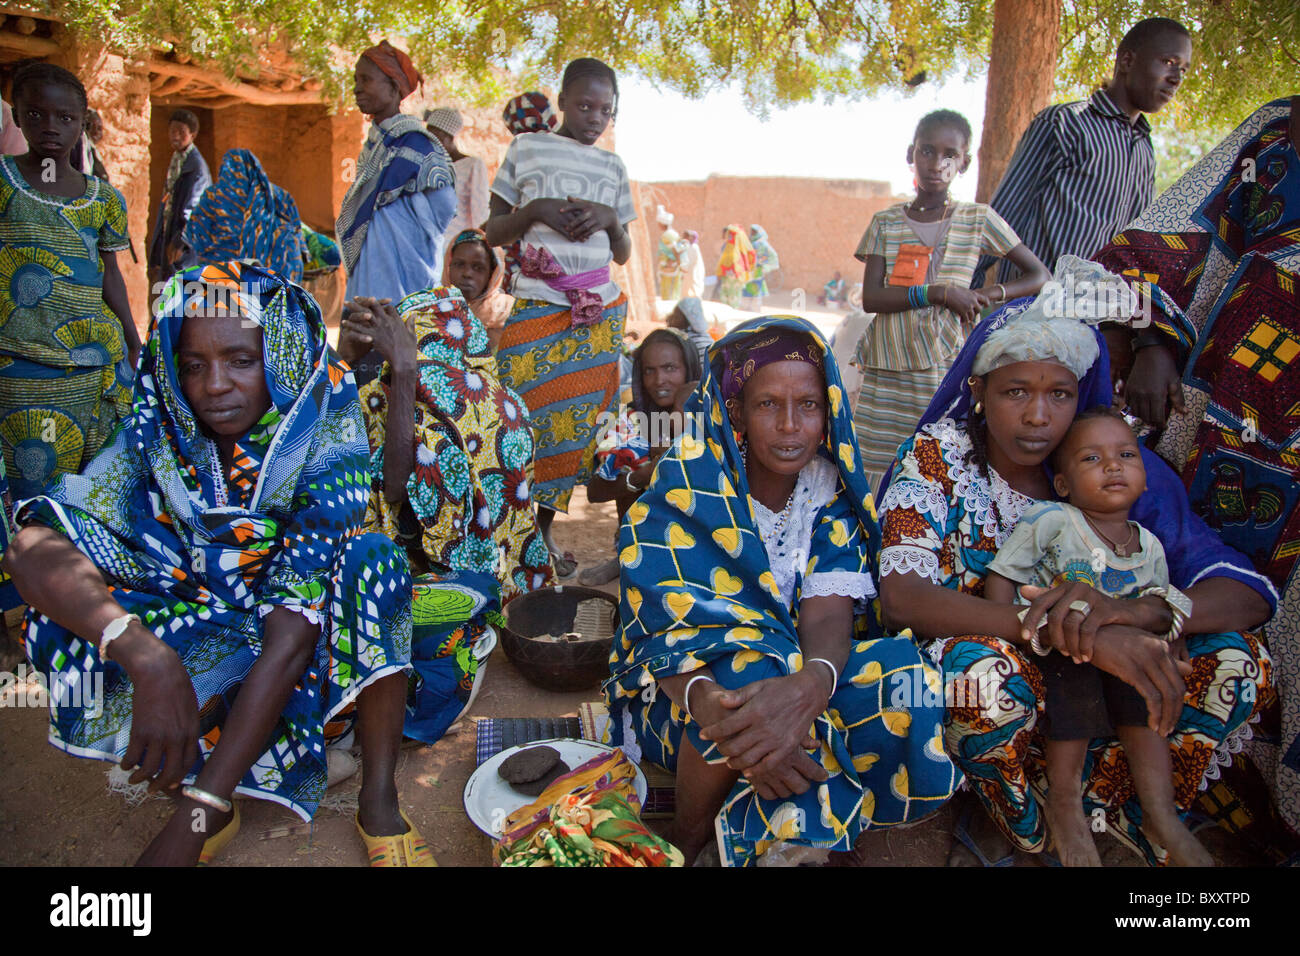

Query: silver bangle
left=623, top=467, right=642, bottom=493
left=99, top=612, right=140, bottom=663
left=807, top=657, right=838, bottom=694
left=683, top=673, right=715, bottom=722
left=1018, top=606, right=1051, bottom=656
left=182, top=785, right=232, bottom=814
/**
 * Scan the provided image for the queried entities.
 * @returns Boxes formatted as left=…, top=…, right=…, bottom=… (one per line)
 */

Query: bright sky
left=615, top=71, right=989, bottom=200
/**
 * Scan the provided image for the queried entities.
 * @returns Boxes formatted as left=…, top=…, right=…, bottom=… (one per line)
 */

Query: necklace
left=909, top=196, right=951, bottom=214
left=1083, top=512, right=1136, bottom=556
left=767, top=490, right=796, bottom=540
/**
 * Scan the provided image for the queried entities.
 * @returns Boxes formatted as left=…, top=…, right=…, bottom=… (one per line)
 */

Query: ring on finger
left=1067, top=599, right=1092, bottom=617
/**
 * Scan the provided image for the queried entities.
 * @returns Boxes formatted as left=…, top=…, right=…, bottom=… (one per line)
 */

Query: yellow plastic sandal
left=197, top=804, right=240, bottom=867
left=355, top=809, right=438, bottom=867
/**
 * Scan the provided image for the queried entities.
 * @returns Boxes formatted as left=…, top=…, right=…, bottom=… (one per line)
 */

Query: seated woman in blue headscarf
left=876, top=257, right=1276, bottom=866
left=4, top=263, right=432, bottom=867
left=606, top=315, right=959, bottom=867
left=185, top=148, right=307, bottom=283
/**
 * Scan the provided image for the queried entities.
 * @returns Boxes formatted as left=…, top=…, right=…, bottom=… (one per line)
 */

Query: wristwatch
left=1140, top=585, right=1192, bottom=643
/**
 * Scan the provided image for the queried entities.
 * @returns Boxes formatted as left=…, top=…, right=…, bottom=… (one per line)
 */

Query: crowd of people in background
left=0, top=13, right=1297, bottom=870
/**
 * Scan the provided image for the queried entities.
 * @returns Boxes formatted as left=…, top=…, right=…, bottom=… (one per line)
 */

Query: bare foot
left=1144, top=809, right=1215, bottom=867
left=136, top=802, right=232, bottom=867
left=1043, top=791, right=1102, bottom=867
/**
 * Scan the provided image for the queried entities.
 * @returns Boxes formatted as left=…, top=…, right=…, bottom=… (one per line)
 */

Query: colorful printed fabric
left=741, top=224, right=779, bottom=298
left=0, top=455, right=14, bottom=610
left=715, top=224, right=755, bottom=294
left=594, top=327, right=701, bottom=482
left=1094, top=98, right=1300, bottom=834
left=336, top=113, right=454, bottom=274
left=658, top=228, right=684, bottom=301
left=877, top=301, right=1277, bottom=863
left=495, top=295, right=627, bottom=512
left=496, top=749, right=682, bottom=867
left=361, top=286, right=553, bottom=601
left=501, top=92, right=558, bottom=136
left=404, top=570, right=498, bottom=744
left=594, top=405, right=650, bottom=482
left=18, top=262, right=412, bottom=821
left=0, top=154, right=133, bottom=525
left=606, top=315, right=959, bottom=867
left=186, top=149, right=307, bottom=283
left=301, top=224, right=341, bottom=273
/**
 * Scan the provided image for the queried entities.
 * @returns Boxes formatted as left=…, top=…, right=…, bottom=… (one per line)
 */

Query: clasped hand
left=693, top=672, right=830, bottom=800
left=338, top=296, right=416, bottom=367
left=531, top=196, right=617, bottom=243
left=1018, top=583, right=1191, bottom=737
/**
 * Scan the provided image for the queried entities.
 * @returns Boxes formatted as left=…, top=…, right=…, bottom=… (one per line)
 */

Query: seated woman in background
left=442, top=228, right=513, bottom=353
left=340, top=286, right=554, bottom=742
left=606, top=316, right=959, bottom=867
left=876, top=259, right=1276, bottom=866
left=665, top=296, right=712, bottom=369
left=580, top=327, right=700, bottom=586
left=4, top=263, right=429, bottom=866
left=186, top=148, right=307, bottom=282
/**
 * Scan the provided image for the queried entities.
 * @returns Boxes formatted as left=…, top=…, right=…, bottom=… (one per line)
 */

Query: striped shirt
left=491, top=132, right=636, bottom=307
left=974, top=90, right=1155, bottom=286
left=855, top=202, right=1021, bottom=370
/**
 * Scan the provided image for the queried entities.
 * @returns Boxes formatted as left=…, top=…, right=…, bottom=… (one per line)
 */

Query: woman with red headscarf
left=337, top=40, right=457, bottom=305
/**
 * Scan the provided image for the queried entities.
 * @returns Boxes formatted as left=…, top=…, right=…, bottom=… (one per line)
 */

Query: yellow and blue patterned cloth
left=19, top=262, right=411, bottom=819
left=605, top=314, right=959, bottom=866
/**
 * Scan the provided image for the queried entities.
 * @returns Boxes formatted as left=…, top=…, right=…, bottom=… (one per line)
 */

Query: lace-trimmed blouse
left=752, top=454, right=877, bottom=611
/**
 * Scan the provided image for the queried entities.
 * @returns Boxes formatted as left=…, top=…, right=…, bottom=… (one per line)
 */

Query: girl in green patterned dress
left=0, top=63, right=139, bottom=526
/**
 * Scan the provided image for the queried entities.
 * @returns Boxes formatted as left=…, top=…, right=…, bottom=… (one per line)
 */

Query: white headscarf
left=973, top=256, right=1137, bottom=380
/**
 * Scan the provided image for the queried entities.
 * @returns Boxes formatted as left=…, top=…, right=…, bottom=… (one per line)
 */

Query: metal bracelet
left=807, top=657, right=839, bottom=694
left=683, top=673, right=716, bottom=723
left=182, top=785, right=232, bottom=814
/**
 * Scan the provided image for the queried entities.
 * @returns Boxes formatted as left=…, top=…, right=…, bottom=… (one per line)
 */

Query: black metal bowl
left=500, top=585, right=619, bottom=692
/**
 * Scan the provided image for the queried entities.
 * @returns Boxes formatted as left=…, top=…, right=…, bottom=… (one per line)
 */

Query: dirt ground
left=0, top=293, right=1254, bottom=867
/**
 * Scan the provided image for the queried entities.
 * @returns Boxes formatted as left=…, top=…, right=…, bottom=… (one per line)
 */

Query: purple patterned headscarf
left=719, top=329, right=824, bottom=403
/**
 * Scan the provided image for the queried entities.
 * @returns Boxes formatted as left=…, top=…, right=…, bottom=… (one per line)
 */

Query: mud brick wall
left=65, top=43, right=153, bottom=332
left=647, top=176, right=904, bottom=297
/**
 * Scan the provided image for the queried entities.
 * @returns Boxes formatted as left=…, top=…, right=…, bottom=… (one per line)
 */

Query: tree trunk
left=975, top=0, right=1063, bottom=203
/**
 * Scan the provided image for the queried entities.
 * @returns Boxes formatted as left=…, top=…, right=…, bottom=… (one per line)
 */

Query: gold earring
left=967, top=376, right=979, bottom=387
left=973, top=401, right=983, bottom=414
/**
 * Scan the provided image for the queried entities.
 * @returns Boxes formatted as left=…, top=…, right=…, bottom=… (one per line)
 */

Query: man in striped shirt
left=973, top=17, right=1192, bottom=286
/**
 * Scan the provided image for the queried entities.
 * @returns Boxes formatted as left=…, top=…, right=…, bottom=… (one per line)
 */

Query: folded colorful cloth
left=494, top=749, right=682, bottom=867
left=519, top=244, right=608, bottom=327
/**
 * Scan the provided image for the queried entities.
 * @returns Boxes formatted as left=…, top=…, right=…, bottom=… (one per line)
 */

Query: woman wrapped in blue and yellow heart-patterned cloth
left=605, top=315, right=959, bottom=866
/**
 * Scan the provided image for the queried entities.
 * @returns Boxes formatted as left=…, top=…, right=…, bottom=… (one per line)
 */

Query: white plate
left=463, top=738, right=648, bottom=838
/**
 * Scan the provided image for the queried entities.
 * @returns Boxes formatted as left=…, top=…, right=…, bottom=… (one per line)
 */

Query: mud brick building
left=0, top=11, right=656, bottom=332
left=647, top=175, right=904, bottom=297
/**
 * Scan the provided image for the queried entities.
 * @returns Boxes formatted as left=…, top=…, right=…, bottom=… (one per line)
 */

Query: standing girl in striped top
left=485, top=58, right=636, bottom=576
left=851, top=110, right=1048, bottom=493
